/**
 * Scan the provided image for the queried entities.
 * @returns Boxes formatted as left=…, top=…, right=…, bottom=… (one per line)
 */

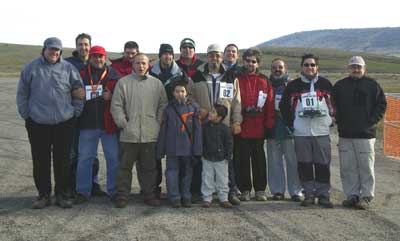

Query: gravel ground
left=1, top=78, right=400, bottom=241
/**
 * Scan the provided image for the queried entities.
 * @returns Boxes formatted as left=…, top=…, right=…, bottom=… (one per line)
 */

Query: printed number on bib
left=301, top=91, right=318, bottom=109
left=274, top=94, right=282, bottom=111
left=219, top=82, right=234, bottom=99
left=85, top=85, right=103, bottom=101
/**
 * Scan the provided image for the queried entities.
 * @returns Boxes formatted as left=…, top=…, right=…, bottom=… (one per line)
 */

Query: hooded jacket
left=110, top=57, right=132, bottom=78
left=149, top=60, right=182, bottom=101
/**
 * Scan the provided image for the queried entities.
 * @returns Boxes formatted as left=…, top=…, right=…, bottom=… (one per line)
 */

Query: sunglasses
left=303, top=63, right=317, bottom=67
left=245, top=59, right=257, bottom=64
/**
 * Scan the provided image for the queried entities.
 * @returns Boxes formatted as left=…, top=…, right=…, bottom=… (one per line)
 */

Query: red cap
left=89, top=46, right=106, bottom=57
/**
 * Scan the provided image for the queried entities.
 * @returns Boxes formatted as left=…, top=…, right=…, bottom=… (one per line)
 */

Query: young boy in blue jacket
left=157, top=80, right=202, bottom=208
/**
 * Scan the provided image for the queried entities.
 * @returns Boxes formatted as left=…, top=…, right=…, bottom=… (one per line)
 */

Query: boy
left=157, top=80, right=202, bottom=208
left=201, top=104, right=234, bottom=208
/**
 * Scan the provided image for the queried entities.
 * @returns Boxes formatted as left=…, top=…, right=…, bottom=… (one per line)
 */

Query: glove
left=231, top=122, right=241, bottom=135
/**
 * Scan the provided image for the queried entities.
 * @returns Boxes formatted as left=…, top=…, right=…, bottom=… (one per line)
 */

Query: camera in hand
left=298, top=108, right=327, bottom=118
left=244, top=106, right=262, bottom=117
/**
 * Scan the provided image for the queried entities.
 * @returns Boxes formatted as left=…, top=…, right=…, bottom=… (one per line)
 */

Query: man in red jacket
left=236, top=48, right=274, bottom=202
left=110, top=41, right=139, bottom=78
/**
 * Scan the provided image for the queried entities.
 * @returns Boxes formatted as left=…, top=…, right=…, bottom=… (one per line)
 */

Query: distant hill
left=258, top=27, right=400, bottom=55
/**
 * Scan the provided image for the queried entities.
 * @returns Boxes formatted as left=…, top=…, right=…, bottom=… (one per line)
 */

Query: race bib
left=274, top=94, right=282, bottom=111
left=85, top=85, right=103, bottom=101
left=257, top=91, right=267, bottom=108
left=219, top=82, right=234, bottom=99
left=301, top=91, right=318, bottom=109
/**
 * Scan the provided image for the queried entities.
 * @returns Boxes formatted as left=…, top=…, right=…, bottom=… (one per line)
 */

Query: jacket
left=202, top=120, right=233, bottom=162
left=237, top=70, right=274, bottom=138
left=176, top=56, right=204, bottom=78
left=157, top=99, right=202, bottom=158
left=110, top=57, right=132, bottom=78
left=78, top=64, right=119, bottom=134
left=333, top=75, right=387, bottom=138
left=149, top=60, right=182, bottom=101
left=17, top=56, right=84, bottom=124
left=111, top=72, right=168, bottom=143
left=280, top=75, right=334, bottom=137
left=188, top=63, right=242, bottom=127
left=65, top=51, right=88, bottom=71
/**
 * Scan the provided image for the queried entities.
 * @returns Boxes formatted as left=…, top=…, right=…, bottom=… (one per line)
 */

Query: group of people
left=16, top=33, right=387, bottom=211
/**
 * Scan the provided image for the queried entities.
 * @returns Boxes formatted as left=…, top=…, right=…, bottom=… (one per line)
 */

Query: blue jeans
left=166, top=156, right=192, bottom=202
left=201, top=159, right=229, bottom=202
left=76, top=129, right=119, bottom=197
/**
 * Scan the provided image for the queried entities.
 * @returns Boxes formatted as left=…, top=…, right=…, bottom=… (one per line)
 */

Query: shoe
left=290, top=195, right=302, bottom=202
left=181, top=199, right=192, bottom=208
left=55, top=195, right=73, bottom=209
left=31, top=196, right=51, bottom=209
left=74, top=193, right=89, bottom=205
left=355, top=197, right=372, bottom=210
left=114, top=195, right=128, bottom=208
left=220, top=201, right=233, bottom=208
left=144, top=198, right=161, bottom=207
left=191, top=192, right=202, bottom=203
left=342, top=196, right=359, bottom=208
left=91, top=183, right=107, bottom=196
left=271, top=193, right=285, bottom=201
left=171, top=200, right=181, bottom=208
left=229, top=195, right=241, bottom=206
left=318, top=196, right=334, bottom=208
left=255, top=191, right=267, bottom=201
left=202, top=201, right=211, bottom=208
left=301, top=196, right=315, bottom=207
left=239, top=191, right=251, bottom=201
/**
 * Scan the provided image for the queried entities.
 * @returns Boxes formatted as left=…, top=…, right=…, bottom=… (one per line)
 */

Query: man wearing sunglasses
left=176, top=38, right=204, bottom=78
left=280, top=54, right=334, bottom=208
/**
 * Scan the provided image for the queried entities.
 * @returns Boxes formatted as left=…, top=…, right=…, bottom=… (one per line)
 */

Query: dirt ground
left=1, top=78, right=399, bottom=241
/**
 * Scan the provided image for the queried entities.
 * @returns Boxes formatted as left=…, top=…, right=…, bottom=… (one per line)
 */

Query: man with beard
left=266, top=58, right=302, bottom=202
left=280, top=54, right=334, bottom=208
left=176, top=38, right=204, bottom=79
left=333, top=56, right=386, bottom=210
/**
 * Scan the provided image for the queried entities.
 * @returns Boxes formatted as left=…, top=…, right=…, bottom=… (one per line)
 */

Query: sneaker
left=355, top=197, right=372, bottom=210
left=229, top=195, right=241, bottom=206
left=301, top=196, right=315, bottom=207
left=239, top=191, right=251, bottom=201
left=255, top=191, right=267, bottom=201
left=31, top=196, right=51, bottom=209
left=144, top=198, right=161, bottom=207
left=271, top=193, right=285, bottom=201
left=202, top=201, right=211, bottom=208
left=342, top=196, right=359, bottom=208
left=220, top=201, right=233, bottom=208
left=171, top=200, right=181, bottom=208
left=74, top=193, right=89, bottom=205
left=318, top=196, right=334, bottom=208
left=114, top=195, right=128, bottom=208
left=55, top=195, right=73, bottom=209
left=290, top=195, right=302, bottom=202
left=181, top=199, right=192, bottom=208
left=91, top=183, right=107, bottom=197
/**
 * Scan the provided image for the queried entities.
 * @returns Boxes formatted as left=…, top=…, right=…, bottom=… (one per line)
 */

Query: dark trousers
left=190, top=157, right=202, bottom=195
left=229, top=135, right=241, bottom=196
left=25, top=117, right=75, bottom=197
left=237, top=137, right=267, bottom=192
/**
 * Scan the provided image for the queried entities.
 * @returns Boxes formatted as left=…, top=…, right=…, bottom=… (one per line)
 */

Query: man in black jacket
left=333, top=56, right=387, bottom=210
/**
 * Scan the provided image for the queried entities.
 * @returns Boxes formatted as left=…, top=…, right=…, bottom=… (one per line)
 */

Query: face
left=160, top=52, right=173, bottom=66
left=133, top=55, right=149, bottom=76
left=123, top=48, right=138, bottom=63
left=76, top=38, right=91, bottom=59
left=301, top=58, right=318, bottom=77
left=243, top=56, right=258, bottom=73
left=89, top=54, right=106, bottom=69
left=207, top=52, right=223, bottom=69
left=173, top=85, right=187, bottom=99
left=271, top=60, right=287, bottom=78
left=223, top=46, right=239, bottom=64
left=180, top=45, right=195, bottom=59
left=349, top=64, right=366, bottom=79
left=208, top=109, right=221, bottom=123
left=44, top=47, right=61, bottom=64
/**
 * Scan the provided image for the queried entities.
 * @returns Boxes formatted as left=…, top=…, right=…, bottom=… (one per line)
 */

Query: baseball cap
left=89, top=46, right=106, bottom=57
left=348, top=56, right=365, bottom=66
left=180, top=38, right=195, bottom=49
left=43, top=37, right=62, bottom=50
left=207, top=44, right=223, bottom=54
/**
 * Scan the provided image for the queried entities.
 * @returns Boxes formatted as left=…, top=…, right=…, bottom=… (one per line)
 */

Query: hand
left=102, top=90, right=112, bottom=101
left=199, top=108, right=209, bottom=120
left=72, top=88, right=85, bottom=100
left=231, top=122, right=241, bottom=134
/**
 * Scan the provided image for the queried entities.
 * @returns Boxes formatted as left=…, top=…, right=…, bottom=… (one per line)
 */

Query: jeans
left=165, top=156, right=192, bottom=201
left=76, top=129, right=119, bottom=197
left=201, top=159, right=229, bottom=202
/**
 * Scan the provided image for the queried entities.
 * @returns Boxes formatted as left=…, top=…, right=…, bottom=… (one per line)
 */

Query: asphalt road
left=1, top=78, right=399, bottom=241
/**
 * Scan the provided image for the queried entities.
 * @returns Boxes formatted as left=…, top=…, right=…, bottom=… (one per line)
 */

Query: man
left=235, top=48, right=274, bottom=202
left=223, top=43, right=240, bottom=71
left=189, top=44, right=242, bottom=201
left=280, top=54, right=335, bottom=208
left=266, top=58, right=302, bottom=202
left=176, top=38, right=204, bottom=78
left=16, top=37, right=84, bottom=209
left=65, top=33, right=105, bottom=198
left=111, top=53, right=168, bottom=207
left=74, top=46, right=120, bottom=204
left=333, top=56, right=386, bottom=210
left=110, top=41, right=139, bottom=78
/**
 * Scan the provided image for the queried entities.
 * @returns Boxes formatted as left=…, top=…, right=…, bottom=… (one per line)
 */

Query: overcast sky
left=1, top=0, right=399, bottom=53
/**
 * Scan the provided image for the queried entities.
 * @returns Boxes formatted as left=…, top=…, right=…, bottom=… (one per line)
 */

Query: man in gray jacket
left=111, top=53, right=168, bottom=207
left=16, top=37, right=84, bottom=209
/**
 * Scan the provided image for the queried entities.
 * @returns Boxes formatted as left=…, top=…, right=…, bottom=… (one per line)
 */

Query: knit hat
left=43, top=37, right=62, bottom=50
left=180, top=38, right=195, bottom=49
left=89, top=46, right=106, bottom=57
left=159, top=43, right=174, bottom=57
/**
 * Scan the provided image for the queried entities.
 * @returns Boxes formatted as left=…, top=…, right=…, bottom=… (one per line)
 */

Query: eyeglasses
left=245, top=59, right=257, bottom=64
left=181, top=45, right=194, bottom=49
left=303, top=63, right=316, bottom=67
left=272, top=65, right=284, bottom=70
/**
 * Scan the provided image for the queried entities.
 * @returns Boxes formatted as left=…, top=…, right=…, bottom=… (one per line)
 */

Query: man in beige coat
left=111, top=53, right=168, bottom=207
